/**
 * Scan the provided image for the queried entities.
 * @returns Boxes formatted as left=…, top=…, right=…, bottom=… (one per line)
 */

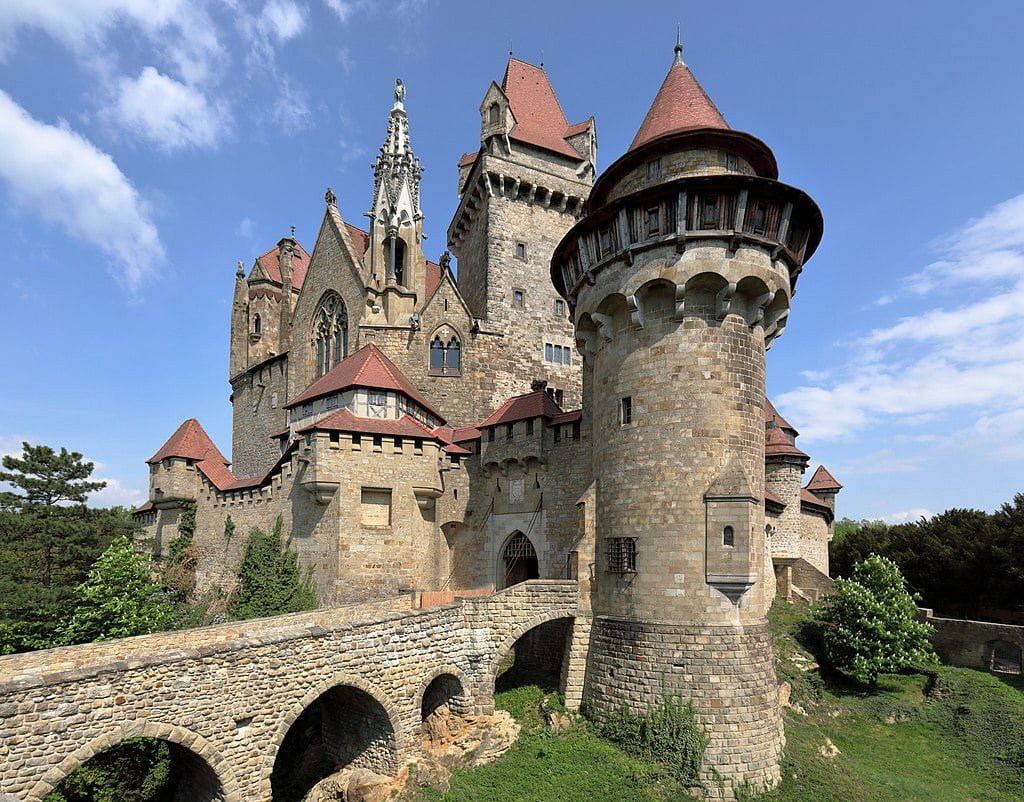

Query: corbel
left=626, top=294, right=645, bottom=330
left=716, top=282, right=737, bottom=320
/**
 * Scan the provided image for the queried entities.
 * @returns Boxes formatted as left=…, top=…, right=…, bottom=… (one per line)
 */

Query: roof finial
left=509, top=40, right=513, bottom=57
left=540, top=49, right=544, bottom=67
left=674, top=23, right=684, bottom=65
left=290, top=224, right=296, bottom=238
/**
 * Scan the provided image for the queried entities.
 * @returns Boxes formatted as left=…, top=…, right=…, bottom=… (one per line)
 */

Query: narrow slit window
left=620, top=396, right=632, bottom=426
left=723, top=526, right=735, bottom=547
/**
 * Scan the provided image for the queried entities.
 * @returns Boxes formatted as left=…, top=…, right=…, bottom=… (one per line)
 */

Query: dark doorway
left=501, top=532, right=538, bottom=588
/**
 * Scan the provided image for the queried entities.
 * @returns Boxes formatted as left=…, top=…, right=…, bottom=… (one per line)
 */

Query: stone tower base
left=584, top=617, right=782, bottom=798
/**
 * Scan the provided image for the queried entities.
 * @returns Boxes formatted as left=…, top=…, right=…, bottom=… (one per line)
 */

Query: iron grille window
left=620, top=396, right=632, bottom=425
left=606, top=537, right=637, bottom=574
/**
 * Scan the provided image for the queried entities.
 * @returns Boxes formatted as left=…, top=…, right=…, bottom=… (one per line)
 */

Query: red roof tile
left=478, top=390, right=564, bottom=428
left=298, top=408, right=439, bottom=440
left=147, top=419, right=230, bottom=465
left=629, top=58, right=729, bottom=152
left=563, top=120, right=592, bottom=138
left=345, top=223, right=370, bottom=256
left=763, top=488, right=785, bottom=508
left=452, top=426, right=482, bottom=443
left=458, top=151, right=479, bottom=168
left=285, top=343, right=444, bottom=420
left=765, top=399, right=798, bottom=435
left=765, top=425, right=809, bottom=460
left=800, top=487, right=834, bottom=521
left=256, top=241, right=311, bottom=291
left=806, top=465, right=843, bottom=492
left=549, top=409, right=582, bottom=426
left=133, top=500, right=154, bottom=513
left=502, top=58, right=582, bottom=160
left=425, top=259, right=442, bottom=299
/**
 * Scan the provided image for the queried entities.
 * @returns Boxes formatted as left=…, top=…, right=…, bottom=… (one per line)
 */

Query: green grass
left=404, top=602, right=1024, bottom=801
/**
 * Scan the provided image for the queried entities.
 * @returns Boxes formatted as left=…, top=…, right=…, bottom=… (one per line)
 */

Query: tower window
left=647, top=207, right=660, bottom=237
left=428, top=331, right=462, bottom=376
left=513, top=289, right=525, bottom=308
left=489, top=102, right=500, bottom=125
left=620, top=396, right=632, bottom=426
left=646, top=158, right=662, bottom=180
left=606, top=537, right=637, bottom=574
left=544, top=343, right=571, bottom=365
left=526, top=418, right=535, bottom=436
left=253, top=314, right=262, bottom=334
left=572, top=420, right=581, bottom=440
left=702, top=196, right=719, bottom=229
left=515, top=242, right=527, bottom=260
left=546, top=387, right=564, bottom=406
left=554, top=299, right=565, bottom=316
left=313, top=292, right=349, bottom=378
left=487, top=427, right=495, bottom=443
left=506, top=423, right=514, bottom=441
left=723, top=526, right=735, bottom=547
left=554, top=425, right=561, bottom=443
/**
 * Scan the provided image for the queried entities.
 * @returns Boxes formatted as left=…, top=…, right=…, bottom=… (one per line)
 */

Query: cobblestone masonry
left=0, top=581, right=579, bottom=802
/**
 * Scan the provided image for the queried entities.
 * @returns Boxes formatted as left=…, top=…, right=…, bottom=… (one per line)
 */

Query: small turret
left=229, top=261, right=249, bottom=379
left=278, top=231, right=297, bottom=353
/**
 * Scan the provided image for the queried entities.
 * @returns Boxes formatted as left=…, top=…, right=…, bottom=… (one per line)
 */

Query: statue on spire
left=394, top=78, right=406, bottom=105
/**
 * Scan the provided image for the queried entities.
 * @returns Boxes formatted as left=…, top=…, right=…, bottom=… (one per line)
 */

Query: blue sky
left=1, top=0, right=1023, bottom=522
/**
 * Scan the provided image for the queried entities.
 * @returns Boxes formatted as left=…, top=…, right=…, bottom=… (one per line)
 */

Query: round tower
left=551, top=39, right=822, bottom=796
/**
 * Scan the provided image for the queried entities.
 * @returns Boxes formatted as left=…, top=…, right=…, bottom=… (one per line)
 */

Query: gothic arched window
left=253, top=313, right=261, bottom=334
left=428, top=329, right=461, bottom=377
left=313, top=293, right=348, bottom=378
left=488, top=102, right=500, bottom=125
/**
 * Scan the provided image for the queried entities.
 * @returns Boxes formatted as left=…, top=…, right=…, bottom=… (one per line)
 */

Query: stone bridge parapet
left=0, top=580, right=581, bottom=801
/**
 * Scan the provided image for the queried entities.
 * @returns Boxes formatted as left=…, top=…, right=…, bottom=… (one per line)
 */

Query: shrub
left=815, top=554, right=937, bottom=686
left=590, top=695, right=707, bottom=785
left=227, top=517, right=317, bottom=620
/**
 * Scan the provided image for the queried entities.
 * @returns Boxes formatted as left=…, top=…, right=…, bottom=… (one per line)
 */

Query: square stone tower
left=447, top=58, right=594, bottom=410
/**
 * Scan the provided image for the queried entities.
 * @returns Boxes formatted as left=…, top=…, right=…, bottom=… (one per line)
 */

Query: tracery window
left=313, top=293, right=348, bottom=378
left=428, top=329, right=461, bottom=376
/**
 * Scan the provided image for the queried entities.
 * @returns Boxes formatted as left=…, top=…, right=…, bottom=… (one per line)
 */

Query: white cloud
left=89, top=476, right=146, bottom=508
left=323, top=0, right=358, bottom=23
left=778, top=193, right=1024, bottom=449
left=0, top=90, right=164, bottom=291
left=114, top=67, right=230, bottom=151
left=255, top=0, right=307, bottom=43
left=271, top=78, right=312, bottom=130
left=238, top=216, right=256, bottom=238
left=882, top=508, right=934, bottom=525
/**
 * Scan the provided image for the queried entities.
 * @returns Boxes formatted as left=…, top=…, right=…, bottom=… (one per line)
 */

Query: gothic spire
left=371, top=77, right=423, bottom=227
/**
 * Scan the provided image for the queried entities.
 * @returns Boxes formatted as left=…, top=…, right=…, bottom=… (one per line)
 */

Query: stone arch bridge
left=0, top=581, right=585, bottom=801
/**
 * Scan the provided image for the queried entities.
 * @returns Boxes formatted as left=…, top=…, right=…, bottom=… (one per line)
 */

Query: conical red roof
left=765, top=399, right=799, bottom=436
left=765, top=425, right=808, bottom=460
left=806, top=465, right=843, bottom=492
left=147, top=419, right=230, bottom=465
left=629, top=56, right=728, bottom=152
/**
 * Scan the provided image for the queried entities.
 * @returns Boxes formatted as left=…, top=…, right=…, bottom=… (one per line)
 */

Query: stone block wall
left=924, top=611, right=1024, bottom=674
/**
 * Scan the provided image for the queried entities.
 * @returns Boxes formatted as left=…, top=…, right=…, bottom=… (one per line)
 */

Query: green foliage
left=0, top=442, right=134, bottom=654
left=165, top=501, right=195, bottom=565
left=589, top=695, right=707, bottom=786
left=43, top=738, right=171, bottom=802
left=830, top=495, right=1024, bottom=616
left=56, top=536, right=179, bottom=645
left=224, top=514, right=236, bottom=542
left=815, top=555, right=937, bottom=687
left=227, top=517, right=317, bottom=620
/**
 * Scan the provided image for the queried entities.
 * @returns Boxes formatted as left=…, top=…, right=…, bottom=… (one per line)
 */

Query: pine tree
left=227, top=517, right=317, bottom=620
left=0, top=443, right=129, bottom=653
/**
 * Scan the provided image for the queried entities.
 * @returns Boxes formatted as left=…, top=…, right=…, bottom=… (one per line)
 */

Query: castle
left=134, top=43, right=839, bottom=794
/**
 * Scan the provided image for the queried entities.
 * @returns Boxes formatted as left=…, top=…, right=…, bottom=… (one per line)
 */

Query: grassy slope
left=403, top=602, right=1024, bottom=802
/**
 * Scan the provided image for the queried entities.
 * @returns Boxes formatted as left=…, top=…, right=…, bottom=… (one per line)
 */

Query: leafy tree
left=227, top=517, right=317, bottom=620
left=0, top=443, right=132, bottom=653
left=815, top=554, right=937, bottom=686
left=43, top=738, right=171, bottom=802
left=57, top=536, right=179, bottom=645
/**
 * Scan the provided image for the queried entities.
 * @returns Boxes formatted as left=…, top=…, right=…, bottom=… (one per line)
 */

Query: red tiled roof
left=452, top=426, right=482, bottom=443
left=764, top=488, right=785, bottom=508
left=298, top=408, right=439, bottom=440
left=765, top=399, right=798, bottom=435
left=806, top=465, right=843, bottom=492
left=147, top=419, right=230, bottom=465
left=629, top=58, right=729, bottom=152
left=425, top=259, right=442, bottom=299
left=502, top=58, right=583, bottom=160
left=563, top=120, right=592, bottom=138
left=345, top=223, right=370, bottom=256
left=458, top=151, right=478, bottom=168
left=285, top=343, right=444, bottom=420
left=800, top=487, right=834, bottom=521
left=549, top=409, right=582, bottom=426
left=133, top=500, right=154, bottom=514
left=478, top=390, right=564, bottom=428
left=444, top=442, right=472, bottom=456
left=765, top=425, right=808, bottom=460
left=255, top=241, right=311, bottom=291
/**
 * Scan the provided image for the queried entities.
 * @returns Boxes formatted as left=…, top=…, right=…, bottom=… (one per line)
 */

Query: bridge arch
left=28, top=720, right=241, bottom=802
left=417, top=665, right=473, bottom=720
left=488, top=611, right=576, bottom=695
left=267, top=673, right=404, bottom=802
